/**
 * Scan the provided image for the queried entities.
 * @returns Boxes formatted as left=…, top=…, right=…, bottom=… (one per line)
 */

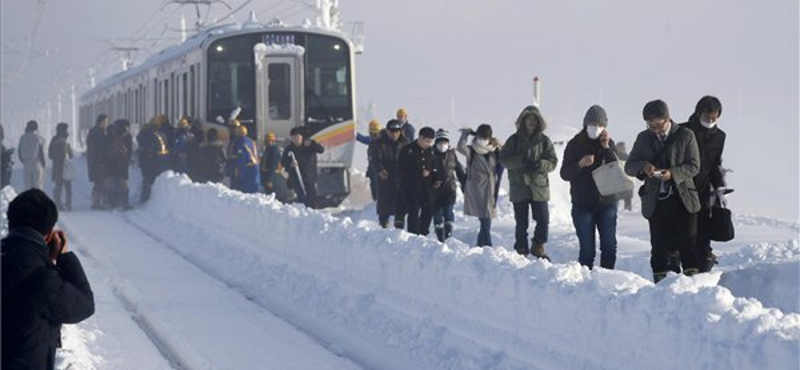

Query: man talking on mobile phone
left=2, top=189, right=95, bottom=370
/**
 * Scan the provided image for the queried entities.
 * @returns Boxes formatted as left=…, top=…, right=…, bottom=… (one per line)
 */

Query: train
left=79, top=14, right=358, bottom=207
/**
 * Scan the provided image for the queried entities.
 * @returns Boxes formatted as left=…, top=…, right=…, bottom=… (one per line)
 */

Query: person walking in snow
left=625, top=100, right=701, bottom=283
left=500, top=106, right=558, bottom=260
left=430, top=129, right=466, bottom=242
left=281, top=126, right=324, bottom=207
left=17, top=120, right=46, bottom=190
left=137, top=115, right=171, bottom=203
left=86, top=114, right=108, bottom=208
left=47, top=123, right=73, bottom=211
left=615, top=141, right=633, bottom=211
left=396, top=108, right=416, bottom=141
left=680, top=96, right=728, bottom=272
left=458, top=124, right=502, bottom=247
left=260, top=131, right=281, bottom=195
left=371, top=119, right=411, bottom=228
left=560, top=105, right=620, bottom=269
left=229, top=123, right=260, bottom=194
left=106, top=119, right=133, bottom=209
left=2, top=189, right=95, bottom=370
left=357, top=119, right=382, bottom=201
left=200, top=128, right=227, bottom=183
left=398, top=126, right=437, bottom=236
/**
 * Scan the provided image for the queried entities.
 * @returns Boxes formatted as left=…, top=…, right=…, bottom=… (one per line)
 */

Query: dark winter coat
left=281, top=140, right=324, bottom=195
left=47, top=135, right=72, bottom=181
left=86, top=125, right=107, bottom=183
left=260, top=144, right=281, bottom=188
left=187, top=139, right=205, bottom=182
left=137, top=125, right=171, bottom=180
left=200, top=140, right=227, bottom=183
left=560, top=130, right=619, bottom=207
left=625, top=121, right=701, bottom=218
left=106, top=132, right=132, bottom=180
left=2, top=227, right=95, bottom=370
left=401, top=122, right=416, bottom=142
left=500, top=129, right=558, bottom=203
left=397, top=140, right=435, bottom=203
left=431, top=148, right=465, bottom=208
left=171, top=128, right=193, bottom=174
left=680, top=118, right=726, bottom=204
left=370, top=131, right=410, bottom=216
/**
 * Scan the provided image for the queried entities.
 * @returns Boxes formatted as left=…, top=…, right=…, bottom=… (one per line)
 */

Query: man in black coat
left=281, top=126, right=324, bottom=208
left=680, top=96, right=728, bottom=272
left=371, top=120, right=411, bottom=228
left=398, top=126, right=436, bottom=235
left=2, top=189, right=95, bottom=370
left=86, top=114, right=108, bottom=209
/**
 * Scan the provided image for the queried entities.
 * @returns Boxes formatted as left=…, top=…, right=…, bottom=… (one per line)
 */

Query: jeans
left=433, top=204, right=455, bottom=229
left=571, top=203, right=618, bottom=269
left=477, top=217, right=492, bottom=246
left=53, top=179, right=72, bottom=210
left=512, top=201, right=549, bottom=253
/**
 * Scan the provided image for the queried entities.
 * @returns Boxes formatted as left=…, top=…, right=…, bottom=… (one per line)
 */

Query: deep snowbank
left=130, top=173, right=799, bottom=370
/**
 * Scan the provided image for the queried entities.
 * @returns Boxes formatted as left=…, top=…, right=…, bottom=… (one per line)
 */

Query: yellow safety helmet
left=265, top=131, right=276, bottom=142
left=396, top=108, right=408, bottom=119
left=368, top=119, right=382, bottom=134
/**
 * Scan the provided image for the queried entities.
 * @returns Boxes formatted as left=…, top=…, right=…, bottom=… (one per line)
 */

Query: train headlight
left=215, top=45, right=225, bottom=53
left=333, top=44, right=341, bottom=51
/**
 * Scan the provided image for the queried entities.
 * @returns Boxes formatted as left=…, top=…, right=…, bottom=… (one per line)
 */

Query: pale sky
left=1, top=0, right=798, bottom=220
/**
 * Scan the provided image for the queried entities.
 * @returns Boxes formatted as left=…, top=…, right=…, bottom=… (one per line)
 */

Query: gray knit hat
left=583, top=105, right=608, bottom=127
left=435, top=129, right=450, bottom=142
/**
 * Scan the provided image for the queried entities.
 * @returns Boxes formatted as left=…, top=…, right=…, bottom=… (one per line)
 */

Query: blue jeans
left=571, top=203, right=618, bottom=269
left=477, top=217, right=492, bottom=246
left=433, top=204, right=454, bottom=228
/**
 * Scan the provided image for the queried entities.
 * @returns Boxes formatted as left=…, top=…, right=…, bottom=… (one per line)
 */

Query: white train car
left=79, top=19, right=357, bottom=206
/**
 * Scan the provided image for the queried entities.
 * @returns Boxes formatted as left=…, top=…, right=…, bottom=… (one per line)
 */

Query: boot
left=531, top=242, right=550, bottom=261
left=434, top=224, right=445, bottom=242
left=653, top=271, right=668, bottom=283
left=444, top=222, right=453, bottom=240
left=667, top=251, right=682, bottom=274
left=699, top=252, right=718, bottom=273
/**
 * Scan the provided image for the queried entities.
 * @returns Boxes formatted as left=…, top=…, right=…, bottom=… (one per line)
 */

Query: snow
left=2, top=140, right=798, bottom=369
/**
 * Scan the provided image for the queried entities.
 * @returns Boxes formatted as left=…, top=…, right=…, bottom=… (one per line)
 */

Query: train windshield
left=206, top=32, right=352, bottom=125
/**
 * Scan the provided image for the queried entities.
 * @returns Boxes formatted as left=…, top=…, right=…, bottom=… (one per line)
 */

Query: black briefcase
left=709, top=205, right=735, bottom=242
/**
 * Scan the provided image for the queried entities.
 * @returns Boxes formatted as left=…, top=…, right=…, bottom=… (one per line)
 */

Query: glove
left=523, top=158, right=539, bottom=172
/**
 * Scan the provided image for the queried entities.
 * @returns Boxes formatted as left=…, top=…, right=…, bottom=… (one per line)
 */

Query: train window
left=190, top=65, right=196, bottom=118
left=207, top=35, right=259, bottom=122
left=182, top=72, right=188, bottom=119
left=268, top=63, right=291, bottom=120
left=305, top=35, right=352, bottom=121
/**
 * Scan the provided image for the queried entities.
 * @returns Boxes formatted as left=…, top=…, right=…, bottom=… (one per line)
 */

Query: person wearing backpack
left=47, top=123, right=73, bottom=211
left=17, top=120, right=46, bottom=190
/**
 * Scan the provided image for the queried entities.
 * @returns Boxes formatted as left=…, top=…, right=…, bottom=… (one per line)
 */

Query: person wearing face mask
left=680, top=96, right=728, bottom=272
left=560, top=105, right=620, bottom=269
left=458, top=124, right=503, bottom=247
left=625, top=100, right=701, bottom=283
left=430, top=129, right=466, bottom=242
left=398, top=126, right=437, bottom=235
left=500, top=106, right=558, bottom=259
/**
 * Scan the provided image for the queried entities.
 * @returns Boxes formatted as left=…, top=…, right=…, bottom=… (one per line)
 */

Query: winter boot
left=683, top=268, right=699, bottom=277
left=394, top=220, right=405, bottom=230
left=435, top=224, right=445, bottom=242
left=444, top=222, right=453, bottom=240
left=653, top=271, right=668, bottom=283
left=514, top=242, right=529, bottom=256
left=699, top=252, right=718, bottom=273
left=531, top=242, right=550, bottom=261
left=667, top=251, right=681, bottom=274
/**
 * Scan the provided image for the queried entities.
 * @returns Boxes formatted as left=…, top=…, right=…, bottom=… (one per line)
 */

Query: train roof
left=81, top=20, right=351, bottom=101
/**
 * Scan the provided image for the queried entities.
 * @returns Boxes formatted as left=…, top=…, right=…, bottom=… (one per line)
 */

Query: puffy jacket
left=500, top=129, right=558, bottom=203
left=2, top=227, right=95, bottom=370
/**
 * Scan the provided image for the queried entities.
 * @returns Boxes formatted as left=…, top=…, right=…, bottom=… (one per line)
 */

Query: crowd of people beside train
left=0, top=95, right=729, bottom=283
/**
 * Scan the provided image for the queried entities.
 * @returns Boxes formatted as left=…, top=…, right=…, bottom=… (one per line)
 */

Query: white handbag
left=62, top=159, right=77, bottom=181
left=591, top=158, right=634, bottom=196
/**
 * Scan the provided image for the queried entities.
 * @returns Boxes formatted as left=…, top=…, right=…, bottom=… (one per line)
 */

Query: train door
left=254, top=43, right=305, bottom=148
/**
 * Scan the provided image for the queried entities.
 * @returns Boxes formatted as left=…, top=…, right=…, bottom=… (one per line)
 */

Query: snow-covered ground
left=2, top=138, right=798, bottom=369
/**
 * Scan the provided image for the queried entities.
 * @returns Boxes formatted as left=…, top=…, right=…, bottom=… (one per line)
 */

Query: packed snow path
left=59, top=211, right=363, bottom=370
